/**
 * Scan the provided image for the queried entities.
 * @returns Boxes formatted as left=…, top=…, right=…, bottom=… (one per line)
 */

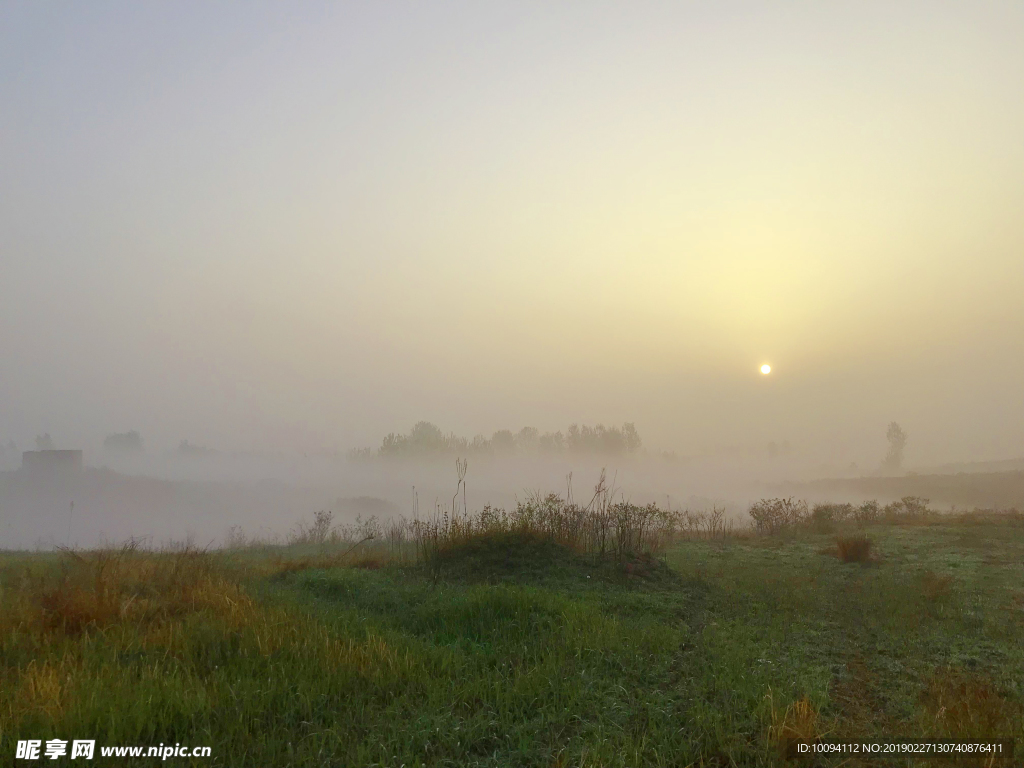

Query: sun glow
left=761, top=364, right=771, bottom=374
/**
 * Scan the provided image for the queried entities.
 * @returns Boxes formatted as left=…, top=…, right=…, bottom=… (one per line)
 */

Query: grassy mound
left=427, top=529, right=680, bottom=588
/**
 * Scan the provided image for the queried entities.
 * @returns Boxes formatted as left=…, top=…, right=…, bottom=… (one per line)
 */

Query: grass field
left=779, top=470, right=1024, bottom=512
left=1, top=506, right=1021, bottom=767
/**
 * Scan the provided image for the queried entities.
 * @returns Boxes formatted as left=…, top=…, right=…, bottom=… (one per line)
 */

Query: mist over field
left=0, top=421, right=814, bottom=549
left=3, top=418, right=1023, bottom=551
left=3, top=8, right=1024, bottom=765
left=2, top=2, right=1023, bottom=549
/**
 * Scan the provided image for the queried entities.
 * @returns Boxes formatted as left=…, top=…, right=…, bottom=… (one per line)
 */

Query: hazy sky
left=2, top=1, right=1022, bottom=465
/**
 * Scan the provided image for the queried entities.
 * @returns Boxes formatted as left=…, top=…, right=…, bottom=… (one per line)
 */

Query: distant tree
left=566, top=424, right=582, bottom=451
left=565, top=422, right=640, bottom=455
left=409, top=421, right=446, bottom=450
left=883, top=422, right=908, bottom=473
left=378, top=421, right=469, bottom=457
left=515, top=426, right=539, bottom=451
left=379, top=422, right=436, bottom=456
left=538, top=430, right=564, bottom=452
left=491, top=429, right=515, bottom=454
left=178, top=440, right=216, bottom=457
left=379, top=432, right=406, bottom=455
left=104, top=430, right=144, bottom=453
left=35, top=433, right=54, bottom=451
left=346, top=446, right=374, bottom=461
left=622, top=423, right=642, bottom=453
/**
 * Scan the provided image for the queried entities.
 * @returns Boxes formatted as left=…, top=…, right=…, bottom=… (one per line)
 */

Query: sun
left=760, top=364, right=771, bottom=374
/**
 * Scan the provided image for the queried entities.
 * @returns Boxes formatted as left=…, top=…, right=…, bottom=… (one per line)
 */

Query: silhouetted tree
left=515, top=426, right=539, bottom=451
left=622, top=423, right=642, bottom=453
left=491, top=430, right=515, bottom=454
left=104, top=430, right=144, bottom=453
left=379, top=421, right=470, bottom=457
left=883, top=421, right=907, bottom=473
left=408, top=421, right=446, bottom=451
left=539, top=430, right=564, bottom=452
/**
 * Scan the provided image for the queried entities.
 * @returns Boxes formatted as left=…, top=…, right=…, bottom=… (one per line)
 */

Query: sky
left=2, top=1, right=1022, bottom=467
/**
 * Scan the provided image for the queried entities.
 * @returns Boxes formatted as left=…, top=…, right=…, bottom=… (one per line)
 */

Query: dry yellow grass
left=922, top=669, right=1023, bottom=739
left=920, top=570, right=955, bottom=601
left=0, top=542, right=252, bottom=639
left=765, top=687, right=833, bottom=761
left=836, top=535, right=873, bottom=563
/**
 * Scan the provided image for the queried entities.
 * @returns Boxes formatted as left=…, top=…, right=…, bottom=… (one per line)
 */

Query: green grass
left=1, top=516, right=1022, bottom=767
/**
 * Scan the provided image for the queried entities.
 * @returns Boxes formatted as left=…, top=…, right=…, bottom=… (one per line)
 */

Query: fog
left=3, top=423, right=1021, bottom=550
left=2, top=3, right=1023, bottom=548
left=0, top=452, right=833, bottom=551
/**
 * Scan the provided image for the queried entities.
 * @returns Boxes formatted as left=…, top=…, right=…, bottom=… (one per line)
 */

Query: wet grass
left=0, top=514, right=1021, bottom=767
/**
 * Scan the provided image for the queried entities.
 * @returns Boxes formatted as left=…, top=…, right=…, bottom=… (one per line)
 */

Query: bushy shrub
left=811, top=505, right=851, bottom=524
left=883, top=496, right=931, bottom=519
left=853, top=500, right=880, bottom=523
left=811, top=503, right=854, bottom=529
left=748, top=498, right=809, bottom=535
left=836, top=535, right=872, bottom=563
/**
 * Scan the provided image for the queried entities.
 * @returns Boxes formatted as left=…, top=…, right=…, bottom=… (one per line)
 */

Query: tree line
left=355, top=421, right=642, bottom=459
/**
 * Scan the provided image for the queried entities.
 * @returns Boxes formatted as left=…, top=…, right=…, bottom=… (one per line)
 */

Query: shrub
left=813, top=503, right=853, bottom=523
left=748, top=498, right=809, bottom=535
left=811, top=503, right=854, bottom=532
left=836, top=535, right=872, bottom=563
left=853, top=500, right=880, bottom=523
left=678, top=506, right=733, bottom=540
left=883, top=496, right=931, bottom=520
left=953, top=508, right=1024, bottom=525
left=289, top=510, right=334, bottom=546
